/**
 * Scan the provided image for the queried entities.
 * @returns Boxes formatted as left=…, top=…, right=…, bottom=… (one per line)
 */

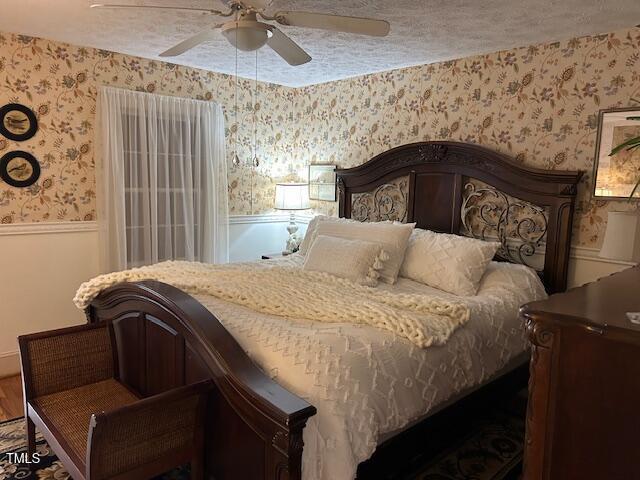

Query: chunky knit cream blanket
left=74, top=261, right=470, bottom=348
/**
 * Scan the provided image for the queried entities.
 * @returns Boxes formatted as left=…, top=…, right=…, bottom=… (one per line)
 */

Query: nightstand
left=261, top=252, right=291, bottom=260
left=521, top=266, right=640, bottom=480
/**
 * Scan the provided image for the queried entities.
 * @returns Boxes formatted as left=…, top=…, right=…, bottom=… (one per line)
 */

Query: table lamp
left=274, top=183, right=310, bottom=254
left=599, top=211, right=640, bottom=263
left=599, top=211, right=640, bottom=324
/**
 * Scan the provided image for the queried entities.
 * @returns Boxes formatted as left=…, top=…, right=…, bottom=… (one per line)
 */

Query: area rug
left=0, top=411, right=522, bottom=480
left=0, top=417, right=189, bottom=479
left=410, top=410, right=524, bottom=480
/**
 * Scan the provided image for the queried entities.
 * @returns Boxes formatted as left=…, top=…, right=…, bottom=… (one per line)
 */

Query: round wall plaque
left=0, top=103, right=38, bottom=142
left=0, top=151, right=41, bottom=188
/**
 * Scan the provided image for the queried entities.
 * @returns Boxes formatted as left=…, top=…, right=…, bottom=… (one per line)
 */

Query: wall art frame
left=0, top=103, right=38, bottom=142
left=0, top=150, right=41, bottom=188
left=592, top=106, right=640, bottom=200
left=308, top=164, right=336, bottom=202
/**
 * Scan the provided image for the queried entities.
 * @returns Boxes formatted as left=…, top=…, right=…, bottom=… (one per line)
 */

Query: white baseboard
left=0, top=351, right=20, bottom=378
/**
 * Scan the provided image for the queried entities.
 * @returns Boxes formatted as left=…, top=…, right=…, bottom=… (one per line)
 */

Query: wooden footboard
left=86, top=280, right=316, bottom=480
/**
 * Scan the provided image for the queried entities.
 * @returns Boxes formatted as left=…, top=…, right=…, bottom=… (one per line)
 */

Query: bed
left=84, top=141, right=582, bottom=480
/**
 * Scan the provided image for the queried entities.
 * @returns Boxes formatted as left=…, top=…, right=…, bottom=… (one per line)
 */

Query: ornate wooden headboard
left=336, top=141, right=583, bottom=294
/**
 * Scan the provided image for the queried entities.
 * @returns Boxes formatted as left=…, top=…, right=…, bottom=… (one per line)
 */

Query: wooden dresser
left=521, top=266, right=640, bottom=480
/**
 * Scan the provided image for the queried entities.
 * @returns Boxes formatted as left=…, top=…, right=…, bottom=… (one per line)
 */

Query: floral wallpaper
left=292, top=26, right=640, bottom=248
left=1, top=26, right=639, bottom=247
left=0, top=31, right=299, bottom=223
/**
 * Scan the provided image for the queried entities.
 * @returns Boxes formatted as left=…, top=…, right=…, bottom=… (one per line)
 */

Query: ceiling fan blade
left=267, top=27, right=311, bottom=66
left=273, top=11, right=390, bottom=37
left=159, top=29, right=220, bottom=57
left=90, top=3, right=228, bottom=15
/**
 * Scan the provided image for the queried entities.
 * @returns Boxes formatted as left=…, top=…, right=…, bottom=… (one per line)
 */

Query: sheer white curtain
left=98, top=86, right=228, bottom=272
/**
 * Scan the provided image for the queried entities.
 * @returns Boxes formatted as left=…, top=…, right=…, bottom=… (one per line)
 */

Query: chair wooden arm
left=19, top=323, right=115, bottom=400
left=86, top=380, right=212, bottom=480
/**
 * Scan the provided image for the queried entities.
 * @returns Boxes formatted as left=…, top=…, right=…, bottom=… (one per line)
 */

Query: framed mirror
left=592, top=107, right=640, bottom=200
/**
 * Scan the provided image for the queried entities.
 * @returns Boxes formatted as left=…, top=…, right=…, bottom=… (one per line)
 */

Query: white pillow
left=303, top=235, right=388, bottom=286
left=399, top=229, right=501, bottom=296
left=299, top=215, right=327, bottom=255
left=314, top=221, right=414, bottom=284
left=299, top=215, right=384, bottom=255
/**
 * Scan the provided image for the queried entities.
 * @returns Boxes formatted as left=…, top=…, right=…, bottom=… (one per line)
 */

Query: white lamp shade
left=599, top=211, right=640, bottom=262
left=274, top=183, right=310, bottom=210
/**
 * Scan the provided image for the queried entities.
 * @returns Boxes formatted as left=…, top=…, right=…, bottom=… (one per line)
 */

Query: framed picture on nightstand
left=309, top=164, right=336, bottom=201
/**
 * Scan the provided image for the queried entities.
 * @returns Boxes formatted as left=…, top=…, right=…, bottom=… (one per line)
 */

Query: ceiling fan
left=90, top=1, right=391, bottom=66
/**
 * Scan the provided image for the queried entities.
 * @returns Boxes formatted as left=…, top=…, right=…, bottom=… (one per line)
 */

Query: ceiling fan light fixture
left=94, top=1, right=389, bottom=66
left=221, top=21, right=273, bottom=52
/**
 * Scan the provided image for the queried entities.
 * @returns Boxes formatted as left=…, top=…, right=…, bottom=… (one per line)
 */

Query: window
left=99, top=87, right=228, bottom=271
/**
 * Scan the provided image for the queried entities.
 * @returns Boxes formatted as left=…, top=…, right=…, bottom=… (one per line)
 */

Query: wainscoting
left=0, top=215, right=310, bottom=376
left=228, top=213, right=311, bottom=262
left=0, top=215, right=629, bottom=376
left=567, top=246, right=633, bottom=287
left=0, top=222, right=100, bottom=377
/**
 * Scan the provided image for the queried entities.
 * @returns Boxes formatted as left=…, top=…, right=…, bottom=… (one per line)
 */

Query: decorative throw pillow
left=299, top=215, right=375, bottom=255
left=313, top=220, right=415, bottom=284
left=399, top=229, right=501, bottom=296
left=298, top=215, right=326, bottom=255
left=303, top=235, right=388, bottom=286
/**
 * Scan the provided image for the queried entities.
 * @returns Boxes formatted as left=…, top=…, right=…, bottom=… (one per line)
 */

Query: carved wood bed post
left=86, top=281, right=316, bottom=480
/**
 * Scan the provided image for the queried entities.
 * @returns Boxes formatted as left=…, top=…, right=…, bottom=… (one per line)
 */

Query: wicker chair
left=18, top=322, right=211, bottom=480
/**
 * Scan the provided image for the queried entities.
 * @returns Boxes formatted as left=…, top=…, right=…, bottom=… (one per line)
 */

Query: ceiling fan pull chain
left=233, top=22, right=241, bottom=167
left=253, top=49, right=259, bottom=169
left=250, top=45, right=255, bottom=213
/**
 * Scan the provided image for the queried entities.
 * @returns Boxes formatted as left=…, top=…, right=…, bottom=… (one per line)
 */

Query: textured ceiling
left=1, top=0, right=639, bottom=87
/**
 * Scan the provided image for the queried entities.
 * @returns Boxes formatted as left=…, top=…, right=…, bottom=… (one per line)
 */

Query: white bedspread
left=188, top=254, right=546, bottom=480
left=74, top=261, right=470, bottom=348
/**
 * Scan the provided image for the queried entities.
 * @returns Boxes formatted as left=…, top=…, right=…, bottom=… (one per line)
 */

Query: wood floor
left=0, top=375, right=23, bottom=421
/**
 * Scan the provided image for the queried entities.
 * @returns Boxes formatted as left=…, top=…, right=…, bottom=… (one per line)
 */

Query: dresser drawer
left=522, top=267, right=640, bottom=480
